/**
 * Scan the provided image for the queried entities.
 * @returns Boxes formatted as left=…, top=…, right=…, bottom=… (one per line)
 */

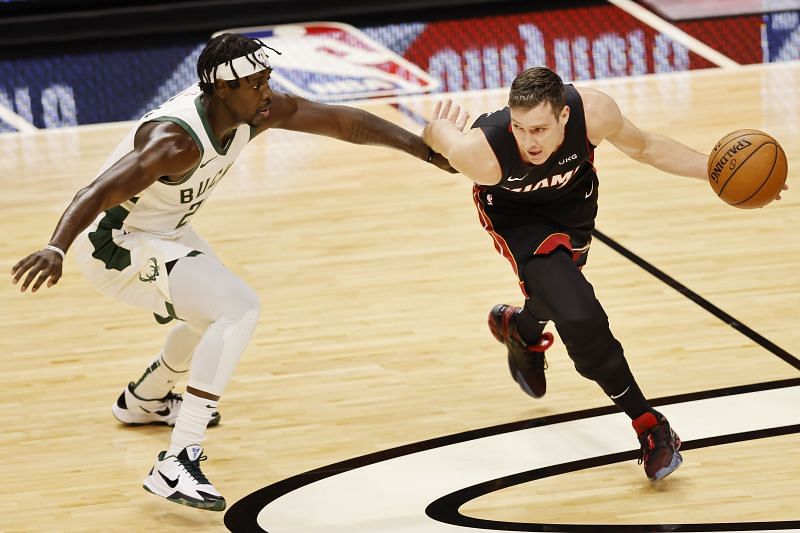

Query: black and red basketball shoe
left=488, top=304, right=554, bottom=398
left=633, top=411, right=683, bottom=481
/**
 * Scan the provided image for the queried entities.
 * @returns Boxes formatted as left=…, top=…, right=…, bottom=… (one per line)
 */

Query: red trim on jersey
left=472, top=184, right=528, bottom=298
left=534, top=233, right=572, bottom=255
left=534, top=232, right=588, bottom=264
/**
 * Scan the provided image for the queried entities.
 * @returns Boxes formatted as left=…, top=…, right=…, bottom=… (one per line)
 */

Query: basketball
left=707, top=129, right=788, bottom=208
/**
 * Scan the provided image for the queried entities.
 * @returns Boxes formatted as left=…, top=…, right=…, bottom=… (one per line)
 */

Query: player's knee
left=555, top=308, right=623, bottom=382
left=216, top=285, right=260, bottom=326
left=236, top=285, right=261, bottom=316
left=556, top=302, right=598, bottom=330
left=571, top=337, right=625, bottom=383
left=552, top=295, right=606, bottom=341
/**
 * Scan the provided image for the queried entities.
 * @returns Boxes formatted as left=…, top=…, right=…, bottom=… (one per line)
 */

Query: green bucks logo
left=139, top=257, right=160, bottom=283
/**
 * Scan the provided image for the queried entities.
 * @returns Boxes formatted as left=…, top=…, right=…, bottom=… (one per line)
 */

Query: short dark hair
left=508, top=67, right=566, bottom=117
left=197, top=33, right=270, bottom=95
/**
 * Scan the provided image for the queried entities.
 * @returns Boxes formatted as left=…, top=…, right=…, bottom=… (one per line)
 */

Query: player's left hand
left=774, top=183, right=789, bottom=201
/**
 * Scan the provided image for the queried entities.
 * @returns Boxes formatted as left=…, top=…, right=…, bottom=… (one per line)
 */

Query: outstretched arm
left=583, top=87, right=788, bottom=201
left=582, top=87, right=707, bottom=180
left=257, top=92, right=456, bottom=172
left=11, top=122, right=200, bottom=292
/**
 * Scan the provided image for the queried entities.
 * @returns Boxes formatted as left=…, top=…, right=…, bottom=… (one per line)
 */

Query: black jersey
left=471, top=85, right=598, bottom=273
left=472, top=85, right=598, bottom=236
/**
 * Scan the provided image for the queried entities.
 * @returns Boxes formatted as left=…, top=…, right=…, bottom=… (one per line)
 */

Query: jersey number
left=175, top=199, right=205, bottom=229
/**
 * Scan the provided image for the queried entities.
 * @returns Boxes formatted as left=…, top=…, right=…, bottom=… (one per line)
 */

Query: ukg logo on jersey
left=216, top=22, right=439, bottom=101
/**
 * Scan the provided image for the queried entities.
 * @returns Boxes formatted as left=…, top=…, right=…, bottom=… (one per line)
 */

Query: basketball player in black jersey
left=423, top=66, right=783, bottom=481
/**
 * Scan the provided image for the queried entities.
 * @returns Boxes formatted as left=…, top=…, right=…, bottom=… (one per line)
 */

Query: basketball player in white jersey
left=11, top=33, right=451, bottom=511
left=423, top=67, right=787, bottom=482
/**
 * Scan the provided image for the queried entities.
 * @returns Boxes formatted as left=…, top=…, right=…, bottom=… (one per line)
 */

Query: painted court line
left=607, top=0, right=741, bottom=69
left=0, top=102, right=37, bottom=133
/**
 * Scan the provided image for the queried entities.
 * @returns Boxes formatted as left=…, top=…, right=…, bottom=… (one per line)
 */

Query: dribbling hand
left=11, top=249, right=63, bottom=292
left=775, top=183, right=789, bottom=202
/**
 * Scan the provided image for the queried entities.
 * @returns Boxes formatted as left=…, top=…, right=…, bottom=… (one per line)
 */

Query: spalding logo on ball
left=708, top=129, right=788, bottom=208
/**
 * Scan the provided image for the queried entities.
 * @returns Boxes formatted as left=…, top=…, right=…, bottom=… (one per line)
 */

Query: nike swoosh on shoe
left=159, top=471, right=180, bottom=489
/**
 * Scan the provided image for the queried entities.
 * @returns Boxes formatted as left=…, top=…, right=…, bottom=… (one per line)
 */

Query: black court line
left=592, top=228, right=800, bottom=372
left=226, top=228, right=799, bottom=532
left=225, top=378, right=800, bottom=532
left=426, top=424, right=800, bottom=532
left=225, top=225, right=799, bottom=532
left=426, top=231, right=800, bottom=531
left=225, top=170, right=799, bottom=531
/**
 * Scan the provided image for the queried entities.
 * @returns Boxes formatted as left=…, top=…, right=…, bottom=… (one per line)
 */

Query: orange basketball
left=707, top=129, right=788, bottom=208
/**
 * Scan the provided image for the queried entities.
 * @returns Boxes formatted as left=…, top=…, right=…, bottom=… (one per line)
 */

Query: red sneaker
left=633, top=412, right=683, bottom=481
left=488, top=304, right=553, bottom=398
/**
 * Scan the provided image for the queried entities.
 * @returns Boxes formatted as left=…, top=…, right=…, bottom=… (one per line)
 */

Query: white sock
left=167, top=392, right=217, bottom=456
left=131, top=353, right=184, bottom=400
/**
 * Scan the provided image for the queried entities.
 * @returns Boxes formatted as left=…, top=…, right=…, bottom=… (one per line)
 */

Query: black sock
left=607, top=379, right=655, bottom=420
left=597, top=360, right=655, bottom=420
left=516, top=309, right=548, bottom=345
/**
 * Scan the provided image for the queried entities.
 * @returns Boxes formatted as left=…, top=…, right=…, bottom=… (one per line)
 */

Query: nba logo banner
left=215, top=22, right=439, bottom=101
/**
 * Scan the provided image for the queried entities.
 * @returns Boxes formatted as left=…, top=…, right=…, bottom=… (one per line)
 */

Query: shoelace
left=496, top=307, right=552, bottom=370
left=161, top=391, right=182, bottom=411
left=520, top=334, right=552, bottom=370
left=637, top=433, right=656, bottom=465
left=133, top=389, right=181, bottom=414
left=180, top=454, right=212, bottom=485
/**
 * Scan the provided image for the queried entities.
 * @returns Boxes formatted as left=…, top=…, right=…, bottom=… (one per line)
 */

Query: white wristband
left=44, top=244, right=66, bottom=260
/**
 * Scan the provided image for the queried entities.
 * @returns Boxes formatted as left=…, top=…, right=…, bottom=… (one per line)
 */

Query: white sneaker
left=143, top=445, right=226, bottom=511
left=112, top=382, right=221, bottom=427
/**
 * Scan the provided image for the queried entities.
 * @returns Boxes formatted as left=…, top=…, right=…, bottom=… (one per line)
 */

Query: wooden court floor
left=0, top=62, right=798, bottom=532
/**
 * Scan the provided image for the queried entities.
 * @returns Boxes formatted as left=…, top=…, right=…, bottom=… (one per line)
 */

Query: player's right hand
left=431, top=99, right=471, bottom=131
left=11, top=249, right=64, bottom=292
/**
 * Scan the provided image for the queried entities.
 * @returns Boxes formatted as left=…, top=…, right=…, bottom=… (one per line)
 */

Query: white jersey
left=73, top=84, right=253, bottom=319
left=92, top=83, right=252, bottom=239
